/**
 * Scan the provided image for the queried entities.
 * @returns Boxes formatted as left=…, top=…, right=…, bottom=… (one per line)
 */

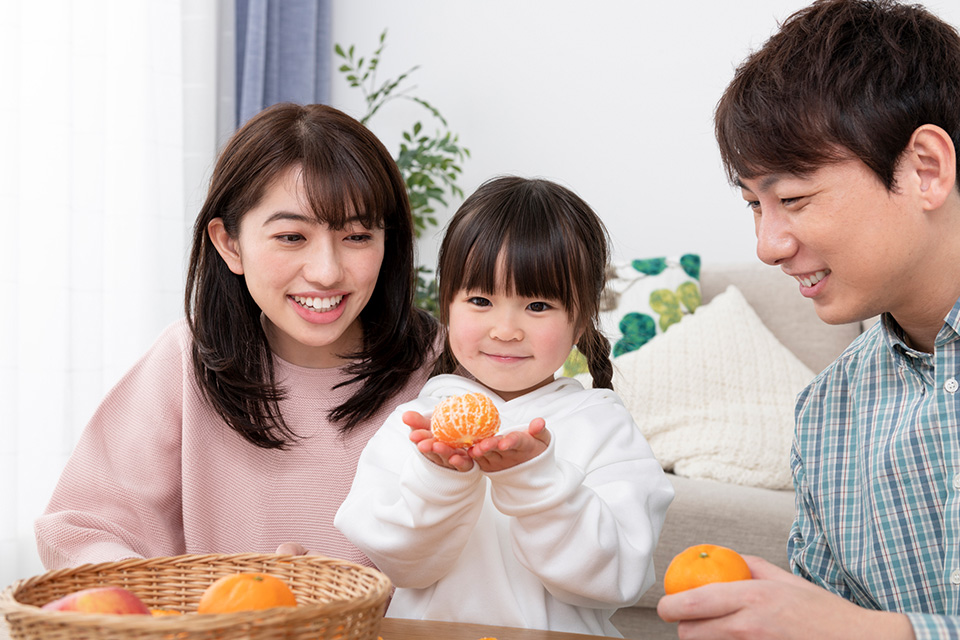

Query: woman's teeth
left=293, top=295, right=343, bottom=312
left=798, top=270, right=830, bottom=287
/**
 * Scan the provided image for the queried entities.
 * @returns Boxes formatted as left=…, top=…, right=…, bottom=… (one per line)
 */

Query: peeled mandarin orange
left=197, top=573, right=297, bottom=614
left=430, top=392, right=500, bottom=447
left=663, top=544, right=752, bottom=594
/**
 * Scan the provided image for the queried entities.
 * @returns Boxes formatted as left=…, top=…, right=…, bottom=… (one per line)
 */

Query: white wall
left=329, top=0, right=960, bottom=270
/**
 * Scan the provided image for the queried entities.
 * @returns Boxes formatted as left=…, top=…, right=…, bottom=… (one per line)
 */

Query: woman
left=35, top=103, right=439, bottom=569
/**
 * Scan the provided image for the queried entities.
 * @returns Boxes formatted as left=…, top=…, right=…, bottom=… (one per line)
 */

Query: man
left=657, top=1, right=960, bottom=638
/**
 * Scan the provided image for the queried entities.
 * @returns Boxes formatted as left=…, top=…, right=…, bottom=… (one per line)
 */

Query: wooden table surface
left=0, top=616, right=621, bottom=640
left=379, top=617, right=615, bottom=639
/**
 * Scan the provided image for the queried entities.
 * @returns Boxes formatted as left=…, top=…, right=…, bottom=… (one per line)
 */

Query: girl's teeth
left=293, top=295, right=343, bottom=311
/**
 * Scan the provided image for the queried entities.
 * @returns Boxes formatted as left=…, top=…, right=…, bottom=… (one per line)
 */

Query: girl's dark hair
left=185, top=102, right=437, bottom=448
left=433, top=176, right=613, bottom=390
left=715, top=0, right=960, bottom=190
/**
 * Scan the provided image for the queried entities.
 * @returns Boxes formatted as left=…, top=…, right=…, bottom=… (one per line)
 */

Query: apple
left=41, top=586, right=151, bottom=615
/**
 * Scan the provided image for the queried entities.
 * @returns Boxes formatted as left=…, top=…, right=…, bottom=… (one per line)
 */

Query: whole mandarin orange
left=663, top=544, right=752, bottom=594
left=430, top=392, right=500, bottom=447
left=197, top=573, right=297, bottom=614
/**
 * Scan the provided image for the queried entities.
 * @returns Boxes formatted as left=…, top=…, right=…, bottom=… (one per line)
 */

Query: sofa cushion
left=608, top=285, right=814, bottom=490
left=601, top=254, right=702, bottom=357
left=699, top=263, right=862, bottom=374
left=561, top=254, right=701, bottom=377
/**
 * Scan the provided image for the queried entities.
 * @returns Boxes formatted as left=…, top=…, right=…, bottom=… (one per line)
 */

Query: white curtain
left=0, top=0, right=229, bottom=587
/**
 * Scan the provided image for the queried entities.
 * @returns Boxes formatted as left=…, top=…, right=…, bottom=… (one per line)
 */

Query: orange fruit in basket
left=197, top=573, right=297, bottom=614
left=150, top=607, right=183, bottom=616
left=663, top=544, right=752, bottom=594
left=430, top=392, right=500, bottom=447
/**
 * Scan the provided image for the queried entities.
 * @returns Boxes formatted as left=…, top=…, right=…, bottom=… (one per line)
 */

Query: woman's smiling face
left=209, top=165, right=385, bottom=368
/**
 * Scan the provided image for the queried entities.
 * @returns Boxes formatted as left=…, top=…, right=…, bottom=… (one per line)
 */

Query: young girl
left=35, top=103, right=438, bottom=569
left=335, top=176, right=673, bottom=636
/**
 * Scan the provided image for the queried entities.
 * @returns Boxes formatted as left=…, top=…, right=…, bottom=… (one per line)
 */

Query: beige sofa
left=610, top=262, right=866, bottom=640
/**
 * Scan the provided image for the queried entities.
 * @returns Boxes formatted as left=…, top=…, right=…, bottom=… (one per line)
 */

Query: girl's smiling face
left=209, top=165, right=385, bottom=368
left=447, top=268, right=581, bottom=401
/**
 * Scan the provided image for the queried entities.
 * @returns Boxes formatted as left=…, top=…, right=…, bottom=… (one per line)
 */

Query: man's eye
left=277, top=234, right=303, bottom=243
left=781, top=197, right=806, bottom=208
left=745, top=201, right=761, bottom=213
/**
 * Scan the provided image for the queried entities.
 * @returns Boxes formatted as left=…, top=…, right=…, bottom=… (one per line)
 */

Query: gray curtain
left=235, top=0, right=332, bottom=128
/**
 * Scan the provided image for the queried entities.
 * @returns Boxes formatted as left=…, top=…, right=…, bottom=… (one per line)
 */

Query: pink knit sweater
left=35, top=319, right=432, bottom=570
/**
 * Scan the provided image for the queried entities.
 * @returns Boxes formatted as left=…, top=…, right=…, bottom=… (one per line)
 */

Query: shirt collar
left=879, top=293, right=960, bottom=358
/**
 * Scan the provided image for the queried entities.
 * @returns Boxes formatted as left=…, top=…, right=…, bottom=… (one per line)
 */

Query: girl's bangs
left=459, top=228, right=576, bottom=312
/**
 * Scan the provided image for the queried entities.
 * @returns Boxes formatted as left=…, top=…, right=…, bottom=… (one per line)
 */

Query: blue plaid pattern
left=790, top=297, right=960, bottom=639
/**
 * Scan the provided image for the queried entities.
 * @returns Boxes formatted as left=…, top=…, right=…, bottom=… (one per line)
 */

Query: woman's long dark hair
left=185, top=103, right=437, bottom=448
left=433, top=176, right=613, bottom=390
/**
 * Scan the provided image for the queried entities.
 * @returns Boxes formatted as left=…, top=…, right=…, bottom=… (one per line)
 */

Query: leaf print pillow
left=561, top=253, right=701, bottom=377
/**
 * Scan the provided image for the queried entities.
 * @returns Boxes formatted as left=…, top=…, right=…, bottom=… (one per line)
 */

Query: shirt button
left=952, top=569, right=960, bottom=585
left=945, top=378, right=959, bottom=393
left=954, top=474, right=960, bottom=490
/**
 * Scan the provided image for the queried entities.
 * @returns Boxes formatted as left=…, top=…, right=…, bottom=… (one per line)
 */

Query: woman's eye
left=345, top=233, right=373, bottom=243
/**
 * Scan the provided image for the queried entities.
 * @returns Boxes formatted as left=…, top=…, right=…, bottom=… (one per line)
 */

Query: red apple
left=41, top=586, right=151, bottom=615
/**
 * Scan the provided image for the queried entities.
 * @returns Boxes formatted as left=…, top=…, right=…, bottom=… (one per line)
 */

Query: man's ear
left=907, top=124, right=957, bottom=210
left=207, top=218, right=245, bottom=275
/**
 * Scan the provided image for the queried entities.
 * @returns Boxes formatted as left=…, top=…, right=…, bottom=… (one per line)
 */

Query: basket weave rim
left=0, top=552, right=391, bottom=632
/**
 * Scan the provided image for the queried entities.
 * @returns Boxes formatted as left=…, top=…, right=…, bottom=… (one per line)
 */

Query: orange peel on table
left=430, top=392, right=501, bottom=447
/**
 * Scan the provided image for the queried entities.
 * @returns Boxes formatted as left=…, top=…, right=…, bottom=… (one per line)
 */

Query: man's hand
left=657, top=556, right=915, bottom=640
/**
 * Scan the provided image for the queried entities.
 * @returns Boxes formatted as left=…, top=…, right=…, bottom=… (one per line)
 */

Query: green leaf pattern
left=561, top=254, right=703, bottom=377
left=611, top=254, right=702, bottom=359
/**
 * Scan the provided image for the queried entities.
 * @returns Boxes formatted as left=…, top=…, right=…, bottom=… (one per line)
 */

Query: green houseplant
left=335, top=30, right=470, bottom=315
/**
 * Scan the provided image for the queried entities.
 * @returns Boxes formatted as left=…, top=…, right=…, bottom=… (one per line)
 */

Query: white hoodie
left=335, top=374, right=674, bottom=637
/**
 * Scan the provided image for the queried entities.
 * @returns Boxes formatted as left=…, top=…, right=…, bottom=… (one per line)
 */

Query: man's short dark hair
left=715, top=0, right=960, bottom=190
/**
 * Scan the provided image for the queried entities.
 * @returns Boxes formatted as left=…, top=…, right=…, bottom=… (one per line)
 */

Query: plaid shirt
left=790, top=297, right=960, bottom=640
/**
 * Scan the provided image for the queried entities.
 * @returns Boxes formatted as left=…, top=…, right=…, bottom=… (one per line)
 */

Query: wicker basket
left=0, top=553, right=391, bottom=640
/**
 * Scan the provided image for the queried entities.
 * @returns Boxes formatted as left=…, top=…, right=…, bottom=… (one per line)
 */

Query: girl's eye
left=467, top=296, right=491, bottom=307
left=527, top=301, right=553, bottom=312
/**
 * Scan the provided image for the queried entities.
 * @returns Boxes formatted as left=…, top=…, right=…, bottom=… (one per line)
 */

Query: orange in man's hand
left=663, top=544, right=752, bottom=594
left=197, top=573, right=297, bottom=614
left=430, top=392, right=500, bottom=447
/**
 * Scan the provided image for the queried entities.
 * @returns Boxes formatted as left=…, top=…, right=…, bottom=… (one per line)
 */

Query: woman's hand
left=657, top=556, right=916, bottom=640
left=274, top=542, right=318, bottom=556
left=469, top=418, right=549, bottom=472
left=404, top=410, right=475, bottom=472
